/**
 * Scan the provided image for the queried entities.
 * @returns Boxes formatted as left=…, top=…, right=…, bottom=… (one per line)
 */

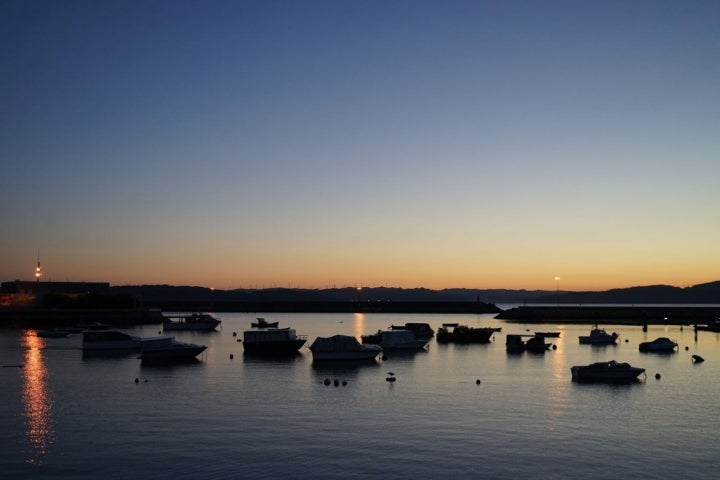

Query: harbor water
left=2, top=312, right=720, bottom=479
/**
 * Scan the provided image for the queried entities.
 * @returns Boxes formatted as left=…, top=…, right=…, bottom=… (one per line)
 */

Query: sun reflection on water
left=22, top=333, right=55, bottom=465
left=353, top=313, right=366, bottom=339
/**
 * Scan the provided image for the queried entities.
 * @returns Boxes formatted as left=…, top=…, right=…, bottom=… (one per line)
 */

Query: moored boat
left=361, top=329, right=429, bottom=350
left=163, top=312, right=221, bottom=331
left=251, top=317, right=279, bottom=329
left=389, top=322, right=434, bottom=340
left=139, top=337, right=207, bottom=361
left=243, top=326, right=307, bottom=355
left=436, top=325, right=495, bottom=344
left=506, top=334, right=552, bottom=353
left=639, top=337, right=678, bottom=353
left=570, top=360, right=646, bottom=383
left=82, top=330, right=142, bottom=350
left=579, top=326, right=619, bottom=345
left=309, top=335, right=382, bottom=361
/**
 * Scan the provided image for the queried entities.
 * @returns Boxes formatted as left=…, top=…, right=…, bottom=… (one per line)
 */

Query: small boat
left=309, top=335, right=383, bottom=361
left=639, top=337, right=678, bottom=353
left=139, top=337, right=207, bottom=361
left=361, top=329, right=429, bottom=350
left=436, top=325, right=495, bottom=344
left=389, top=323, right=435, bottom=340
left=251, top=317, right=279, bottom=329
left=571, top=360, right=646, bottom=383
left=36, top=329, right=70, bottom=338
left=506, top=334, right=552, bottom=353
left=694, top=320, right=720, bottom=332
left=82, top=330, right=142, bottom=351
left=535, top=331, right=560, bottom=338
left=242, top=327, right=307, bottom=355
left=579, top=326, right=619, bottom=345
left=163, top=313, right=221, bottom=331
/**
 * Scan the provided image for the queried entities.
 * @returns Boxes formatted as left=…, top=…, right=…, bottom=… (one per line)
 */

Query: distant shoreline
left=497, top=306, right=720, bottom=325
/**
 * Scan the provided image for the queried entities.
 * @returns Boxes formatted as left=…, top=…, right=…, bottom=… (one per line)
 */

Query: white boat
left=571, top=360, right=646, bottom=383
left=82, top=330, right=142, bottom=350
left=579, top=326, right=619, bottom=345
left=163, top=313, right=221, bottom=331
left=639, top=337, right=678, bottom=353
left=139, top=336, right=207, bottom=361
left=309, top=335, right=383, bottom=361
left=361, top=329, right=429, bottom=350
left=242, top=327, right=307, bottom=355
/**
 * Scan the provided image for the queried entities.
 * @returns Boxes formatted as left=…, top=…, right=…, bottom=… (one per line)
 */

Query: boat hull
left=571, top=361, right=645, bottom=383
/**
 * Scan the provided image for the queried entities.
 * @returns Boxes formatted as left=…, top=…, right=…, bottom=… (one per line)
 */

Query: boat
left=694, top=320, right=720, bottom=332
left=78, top=322, right=109, bottom=331
left=570, top=360, right=646, bottom=383
left=82, top=330, right=142, bottom=350
left=506, top=334, right=552, bottom=353
left=361, top=329, right=429, bottom=350
left=139, top=337, right=207, bottom=361
left=36, top=329, right=70, bottom=338
left=309, top=335, right=383, bottom=361
left=639, top=337, right=678, bottom=353
left=251, top=317, right=279, bottom=329
left=436, top=325, right=495, bottom=344
left=535, top=331, right=560, bottom=338
left=389, top=322, right=434, bottom=340
left=242, top=327, right=307, bottom=354
left=163, top=312, right=221, bottom=331
left=579, top=326, right=619, bottom=345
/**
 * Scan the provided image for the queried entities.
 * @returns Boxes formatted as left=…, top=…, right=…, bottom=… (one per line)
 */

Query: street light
left=555, top=277, right=560, bottom=307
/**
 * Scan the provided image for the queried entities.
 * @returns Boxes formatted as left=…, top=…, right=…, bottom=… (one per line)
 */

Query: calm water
left=2, top=312, right=720, bottom=479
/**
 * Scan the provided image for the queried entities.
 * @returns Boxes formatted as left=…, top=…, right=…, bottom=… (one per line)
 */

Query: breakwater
left=497, top=306, right=720, bottom=325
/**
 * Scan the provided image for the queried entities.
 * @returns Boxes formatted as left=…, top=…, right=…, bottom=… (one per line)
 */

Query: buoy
left=625, top=339, right=629, bottom=343
left=552, top=344, right=557, bottom=350
left=324, top=378, right=331, bottom=385
left=229, top=354, right=234, bottom=359
left=476, top=379, right=481, bottom=385
left=334, top=379, right=339, bottom=386
left=655, top=373, right=661, bottom=380
left=692, top=355, right=705, bottom=363
left=158, top=331, right=162, bottom=335
left=232, top=332, right=237, bottom=337
left=685, top=346, right=689, bottom=351
left=342, top=380, right=347, bottom=386
left=134, top=378, right=139, bottom=383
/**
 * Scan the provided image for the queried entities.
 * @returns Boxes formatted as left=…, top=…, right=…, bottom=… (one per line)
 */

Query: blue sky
left=2, top=0, right=719, bottom=290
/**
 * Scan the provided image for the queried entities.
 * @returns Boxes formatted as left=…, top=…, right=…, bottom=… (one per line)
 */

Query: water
left=2, top=312, right=720, bottom=479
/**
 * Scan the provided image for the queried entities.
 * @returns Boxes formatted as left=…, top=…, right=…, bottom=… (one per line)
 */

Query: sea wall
left=496, top=306, right=720, bottom=325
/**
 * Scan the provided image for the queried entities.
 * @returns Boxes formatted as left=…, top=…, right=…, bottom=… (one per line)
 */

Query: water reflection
left=22, top=333, right=54, bottom=464
left=353, top=313, right=365, bottom=339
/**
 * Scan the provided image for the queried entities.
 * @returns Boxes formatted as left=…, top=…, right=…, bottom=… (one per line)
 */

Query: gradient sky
left=2, top=0, right=719, bottom=291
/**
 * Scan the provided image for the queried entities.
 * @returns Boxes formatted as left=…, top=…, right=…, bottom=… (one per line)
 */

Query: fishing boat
left=506, top=334, right=552, bottom=353
left=578, top=326, right=619, bottom=345
left=163, top=313, right=221, bottom=331
left=436, top=325, right=495, bottom=344
left=251, top=317, right=279, bottom=329
left=242, top=326, right=307, bottom=355
left=309, top=335, right=383, bottom=361
left=570, top=360, right=646, bottom=383
left=389, top=322, right=435, bottom=340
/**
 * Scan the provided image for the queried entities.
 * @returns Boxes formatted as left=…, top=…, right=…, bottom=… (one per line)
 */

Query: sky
left=2, top=0, right=719, bottom=291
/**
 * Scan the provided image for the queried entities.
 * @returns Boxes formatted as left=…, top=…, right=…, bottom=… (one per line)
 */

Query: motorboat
left=535, top=331, right=560, bottom=338
left=309, top=335, right=383, bottom=361
left=163, top=312, right=221, bottom=331
left=571, top=360, right=646, bottom=383
left=251, top=317, right=279, bottom=329
left=36, top=329, right=70, bottom=338
left=389, top=322, right=435, bottom=340
left=436, top=325, right=495, bottom=344
left=82, top=330, right=142, bottom=350
left=361, top=329, right=429, bottom=350
left=506, top=334, right=552, bottom=353
left=639, top=337, right=678, bottom=353
left=579, top=326, right=619, bottom=345
left=139, top=336, right=207, bottom=361
left=242, top=326, right=307, bottom=354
